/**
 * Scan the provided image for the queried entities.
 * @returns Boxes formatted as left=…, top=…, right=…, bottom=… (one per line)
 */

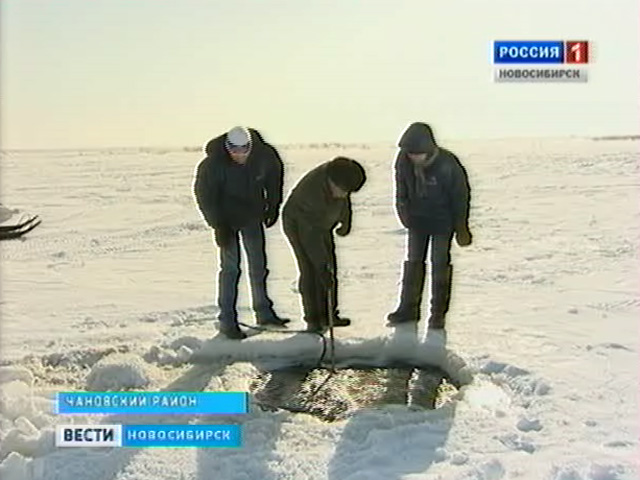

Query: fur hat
left=327, top=157, right=366, bottom=192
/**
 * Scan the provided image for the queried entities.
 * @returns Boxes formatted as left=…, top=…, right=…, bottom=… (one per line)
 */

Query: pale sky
left=1, top=0, right=638, bottom=149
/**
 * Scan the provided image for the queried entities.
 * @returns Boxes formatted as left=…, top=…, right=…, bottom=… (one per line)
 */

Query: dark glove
left=214, top=225, right=234, bottom=248
left=335, top=221, right=350, bottom=237
left=455, top=226, right=472, bottom=247
left=263, top=207, right=279, bottom=228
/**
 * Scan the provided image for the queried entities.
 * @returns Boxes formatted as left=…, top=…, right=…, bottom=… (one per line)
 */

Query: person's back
left=283, top=162, right=349, bottom=232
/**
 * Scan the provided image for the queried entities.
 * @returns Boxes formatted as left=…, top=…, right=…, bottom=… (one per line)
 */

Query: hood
left=204, top=133, right=226, bottom=157
left=204, top=128, right=266, bottom=157
left=397, top=122, right=437, bottom=153
left=248, top=128, right=266, bottom=144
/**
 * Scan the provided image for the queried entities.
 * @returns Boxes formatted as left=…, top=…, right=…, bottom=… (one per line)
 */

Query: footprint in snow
left=603, top=440, right=635, bottom=449
left=480, top=360, right=530, bottom=376
left=479, top=360, right=551, bottom=397
left=516, top=417, right=543, bottom=432
left=496, top=433, right=536, bottom=454
left=585, top=343, right=633, bottom=353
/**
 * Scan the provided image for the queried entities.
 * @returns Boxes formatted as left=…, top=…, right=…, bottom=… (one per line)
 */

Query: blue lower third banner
left=56, top=392, right=249, bottom=415
left=55, top=424, right=242, bottom=448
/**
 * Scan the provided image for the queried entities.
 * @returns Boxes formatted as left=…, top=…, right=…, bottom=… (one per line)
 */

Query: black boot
left=256, top=311, right=291, bottom=327
left=297, top=273, right=323, bottom=332
left=315, top=304, right=347, bottom=330
left=251, top=268, right=291, bottom=327
left=306, top=318, right=327, bottom=334
left=428, top=265, right=452, bottom=330
left=218, top=322, right=248, bottom=340
left=330, top=311, right=351, bottom=327
left=387, top=261, right=426, bottom=324
left=328, top=275, right=350, bottom=327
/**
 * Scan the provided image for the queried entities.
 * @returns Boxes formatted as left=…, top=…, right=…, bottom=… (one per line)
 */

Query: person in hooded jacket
left=387, top=122, right=473, bottom=330
left=282, top=157, right=366, bottom=333
left=193, top=126, right=288, bottom=340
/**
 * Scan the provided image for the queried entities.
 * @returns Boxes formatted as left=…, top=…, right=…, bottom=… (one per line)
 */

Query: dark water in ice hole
left=249, top=364, right=459, bottom=423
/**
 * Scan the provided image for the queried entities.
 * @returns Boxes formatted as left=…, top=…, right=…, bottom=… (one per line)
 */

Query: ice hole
left=249, top=361, right=459, bottom=422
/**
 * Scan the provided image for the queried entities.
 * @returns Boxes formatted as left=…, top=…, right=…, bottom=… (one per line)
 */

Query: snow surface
left=0, top=137, right=638, bottom=479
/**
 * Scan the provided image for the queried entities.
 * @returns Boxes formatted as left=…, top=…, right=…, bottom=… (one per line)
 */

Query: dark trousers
left=407, top=230, right=453, bottom=273
left=217, top=222, right=275, bottom=327
left=283, top=216, right=337, bottom=326
left=407, top=229, right=453, bottom=312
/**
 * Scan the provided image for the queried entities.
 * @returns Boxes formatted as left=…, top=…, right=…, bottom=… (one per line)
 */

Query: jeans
left=407, top=229, right=453, bottom=278
left=217, top=222, right=275, bottom=327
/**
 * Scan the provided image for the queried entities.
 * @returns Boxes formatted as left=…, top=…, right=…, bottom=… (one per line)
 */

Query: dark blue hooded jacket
left=394, top=122, right=471, bottom=234
left=193, top=128, right=284, bottom=230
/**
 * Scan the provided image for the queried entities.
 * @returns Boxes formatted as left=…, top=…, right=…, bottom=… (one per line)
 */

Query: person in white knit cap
left=194, top=126, right=288, bottom=339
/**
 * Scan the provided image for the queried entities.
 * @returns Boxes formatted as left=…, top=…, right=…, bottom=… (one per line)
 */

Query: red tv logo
left=565, top=41, right=589, bottom=64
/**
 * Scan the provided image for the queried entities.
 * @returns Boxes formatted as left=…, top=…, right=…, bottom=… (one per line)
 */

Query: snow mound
left=168, top=336, right=203, bottom=351
left=459, top=458, right=506, bottom=479
left=0, top=368, right=54, bottom=423
left=0, top=366, right=34, bottom=386
left=85, top=354, right=153, bottom=391
left=547, top=462, right=630, bottom=480
left=40, top=345, right=130, bottom=368
left=0, top=367, right=57, bottom=476
left=0, top=452, right=30, bottom=480
left=143, top=335, right=203, bottom=366
left=0, top=205, right=20, bottom=224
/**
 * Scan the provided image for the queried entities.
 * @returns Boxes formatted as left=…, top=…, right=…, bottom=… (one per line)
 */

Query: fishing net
left=249, top=363, right=458, bottom=422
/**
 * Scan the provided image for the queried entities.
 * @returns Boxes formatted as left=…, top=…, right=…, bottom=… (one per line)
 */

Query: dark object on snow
left=388, top=122, right=472, bottom=329
left=193, top=126, right=287, bottom=339
left=282, top=157, right=366, bottom=332
left=0, top=215, right=41, bottom=240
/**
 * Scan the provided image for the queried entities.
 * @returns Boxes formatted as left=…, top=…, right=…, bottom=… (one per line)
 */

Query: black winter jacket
left=395, top=123, right=471, bottom=234
left=193, top=129, right=284, bottom=230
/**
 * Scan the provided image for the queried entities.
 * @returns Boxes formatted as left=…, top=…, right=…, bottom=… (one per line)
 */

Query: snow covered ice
left=0, top=137, right=638, bottom=479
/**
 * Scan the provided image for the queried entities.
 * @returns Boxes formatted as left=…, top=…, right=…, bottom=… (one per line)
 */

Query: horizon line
left=1, top=133, right=639, bottom=153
